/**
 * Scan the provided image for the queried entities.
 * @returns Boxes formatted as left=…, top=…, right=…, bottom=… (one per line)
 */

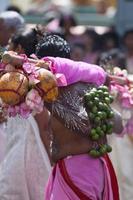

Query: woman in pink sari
left=37, top=57, right=122, bottom=200
left=34, top=35, right=122, bottom=200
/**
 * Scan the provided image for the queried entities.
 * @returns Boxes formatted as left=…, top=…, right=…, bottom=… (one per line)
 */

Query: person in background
left=82, top=28, right=100, bottom=64
left=0, top=27, right=51, bottom=200
left=8, top=27, right=43, bottom=57
left=0, top=11, right=25, bottom=48
left=26, top=0, right=55, bottom=15
left=6, top=5, right=22, bottom=15
left=98, top=49, right=133, bottom=200
left=97, top=48, right=126, bottom=70
left=70, top=43, right=85, bottom=61
left=72, top=0, right=91, bottom=6
left=0, top=10, right=24, bottom=164
left=58, top=13, right=77, bottom=43
left=0, top=33, right=72, bottom=200
left=100, top=31, right=120, bottom=53
left=109, top=28, right=133, bottom=200
left=122, top=29, right=133, bottom=74
left=95, top=0, right=116, bottom=17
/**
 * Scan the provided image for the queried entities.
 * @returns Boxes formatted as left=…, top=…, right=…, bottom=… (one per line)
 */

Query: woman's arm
left=2, top=52, right=106, bottom=85
left=112, top=108, right=123, bottom=134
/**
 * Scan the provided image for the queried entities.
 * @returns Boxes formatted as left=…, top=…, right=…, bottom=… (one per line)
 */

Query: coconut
left=0, top=70, right=29, bottom=105
left=36, top=68, right=58, bottom=102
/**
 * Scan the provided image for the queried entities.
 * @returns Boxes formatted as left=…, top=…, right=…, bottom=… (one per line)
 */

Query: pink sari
left=43, top=57, right=106, bottom=87
left=42, top=57, right=119, bottom=199
left=45, top=154, right=119, bottom=200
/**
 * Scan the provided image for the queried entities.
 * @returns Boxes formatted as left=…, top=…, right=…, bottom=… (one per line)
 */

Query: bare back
left=35, top=82, right=123, bottom=163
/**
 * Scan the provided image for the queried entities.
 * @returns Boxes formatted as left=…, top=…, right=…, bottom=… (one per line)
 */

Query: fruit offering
left=0, top=70, right=29, bottom=105
left=35, top=68, right=58, bottom=102
left=84, top=85, right=114, bottom=158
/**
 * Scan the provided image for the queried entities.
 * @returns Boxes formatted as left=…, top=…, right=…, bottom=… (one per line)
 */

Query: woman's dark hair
left=123, top=29, right=133, bottom=40
left=59, top=13, right=77, bottom=28
left=100, top=31, right=120, bottom=51
left=98, top=49, right=126, bottom=69
left=71, top=42, right=85, bottom=51
left=122, top=29, right=133, bottom=48
left=6, top=5, right=22, bottom=15
left=10, top=27, right=43, bottom=57
left=36, top=34, right=71, bottom=59
left=84, top=28, right=100, bottom=51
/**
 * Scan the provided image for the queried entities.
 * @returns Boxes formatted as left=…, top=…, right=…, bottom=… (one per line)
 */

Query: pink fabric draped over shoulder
left=45, top=154, right=117, bottom=200
left=42, top=57, right=106, bottom=87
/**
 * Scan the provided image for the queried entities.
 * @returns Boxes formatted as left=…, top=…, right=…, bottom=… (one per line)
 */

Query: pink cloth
left=43, top=57, right=106, bottom=87
left=45, top=154, right=114, bottom=200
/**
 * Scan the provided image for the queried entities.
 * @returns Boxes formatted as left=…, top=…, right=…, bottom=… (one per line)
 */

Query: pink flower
left=28, top=73, right=40, bottom=85
left=0, top=62, right=6, bottom=71
left=7, top=105, right=21, bottom=117
left=121, top=96, right=132, bottom=108
left=110, top=85, right=118, bottom=98
left=23, top=62, right=39, bottom=85
left=19, top=103, right=31, bottom=118
left=113, top=67, right=128, bottom=77
left=7, top=103, right=31, bottom=118
left=110, top=79, right=133, bottom=108
left=121, top=92, right=133, bottom=108
left=26, top=89, right=44, bottom=113
left=7, top=106, right=17, bottom=117
left=30, top=54, right=38, bottom=59
left=23, top=62, right=35, bottom=74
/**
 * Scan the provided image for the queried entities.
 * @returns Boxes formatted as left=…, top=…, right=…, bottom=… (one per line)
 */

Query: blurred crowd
left=1, top=0, right=133, bottom=74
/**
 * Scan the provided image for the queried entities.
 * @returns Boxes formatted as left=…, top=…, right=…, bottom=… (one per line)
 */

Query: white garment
left=0, top=123, right=6, bottom=163
left=109, top=101, right=133, bottom=200
left=0, top=115, right=51, bottom=200
left=109, top=135, right=133, bottom=200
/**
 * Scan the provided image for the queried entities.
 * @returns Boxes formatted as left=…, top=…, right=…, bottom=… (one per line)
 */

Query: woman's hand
left=108, top=74, right=128, bottom=86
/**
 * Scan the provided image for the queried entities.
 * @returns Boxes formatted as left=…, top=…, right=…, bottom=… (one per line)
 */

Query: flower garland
left=110, top=67, right=133, bottom=108
left=110, top=67, right=133, bottom=135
